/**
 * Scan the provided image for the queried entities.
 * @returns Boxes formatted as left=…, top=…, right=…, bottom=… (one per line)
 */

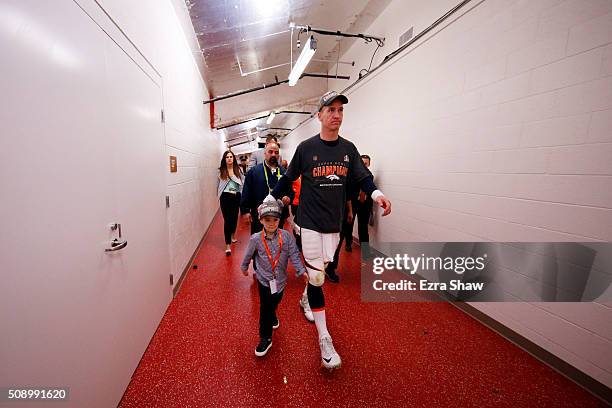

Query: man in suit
left=241, top=140, right=291, bottom=235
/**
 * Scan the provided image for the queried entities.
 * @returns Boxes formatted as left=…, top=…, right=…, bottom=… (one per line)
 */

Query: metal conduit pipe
left=203, top=73, right=350, bottom=105
left=215, top=114, right=270, bottom=130
left=341, top=0, right=473, bottom=95
left=292, top=24, right=385, bottom=45
left=287, top=0, right=475, bottom=135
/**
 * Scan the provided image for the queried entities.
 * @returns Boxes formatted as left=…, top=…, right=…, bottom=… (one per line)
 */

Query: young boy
left=241, top=199, right=306, bottom=357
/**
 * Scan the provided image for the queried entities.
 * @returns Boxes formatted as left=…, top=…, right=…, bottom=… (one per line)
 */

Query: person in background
left=248, top=135, right=282, bottom=172
left=353, top=154, right=374, bottom=258
left=281, top=159, right=288, bottom=170
left=217, top=150, right=244, bottom=256
left=290, top=176, right=303, bottom=252
left=241, top=141, right=292, bottom=235
left=239, top=156, right=248, bottom=175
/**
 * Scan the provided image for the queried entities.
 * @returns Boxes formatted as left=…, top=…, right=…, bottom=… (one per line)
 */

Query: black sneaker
left=272, top=317, right=280, bottom=329
left=255, top=338, right=272, bottom=357
left=325, top=268, right=340, bottom=283
left=345, top=244, right=352, bottom=252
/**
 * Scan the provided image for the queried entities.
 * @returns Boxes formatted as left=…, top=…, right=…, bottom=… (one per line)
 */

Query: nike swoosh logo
left=323, top=357, right=332, bottom=363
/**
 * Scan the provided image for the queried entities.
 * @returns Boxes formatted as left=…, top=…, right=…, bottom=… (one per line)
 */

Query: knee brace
left=307, top=283, right=325, bottom=309
left=304, top=258, right=325, bottom=287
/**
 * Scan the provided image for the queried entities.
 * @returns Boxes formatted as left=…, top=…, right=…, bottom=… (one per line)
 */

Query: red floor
left=119, top=213, right=604, bottom=407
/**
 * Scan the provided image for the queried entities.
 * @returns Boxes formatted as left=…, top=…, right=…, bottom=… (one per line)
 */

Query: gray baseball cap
left=317, top=90, right=349, bottom=111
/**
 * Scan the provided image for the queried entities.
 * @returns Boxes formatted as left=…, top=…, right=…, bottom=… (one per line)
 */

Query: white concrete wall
left=288, top=0, right=612, bottom=388
left=0, top=0, right=224, bottom=405
left=99, top=0, right=224, bottom=286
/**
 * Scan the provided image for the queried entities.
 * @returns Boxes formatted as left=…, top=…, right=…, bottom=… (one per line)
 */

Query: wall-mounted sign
left=169, top=156, right=177, bottom=173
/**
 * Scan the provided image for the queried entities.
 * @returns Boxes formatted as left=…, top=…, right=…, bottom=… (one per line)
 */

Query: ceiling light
left=288, top=35, right=316, bottom=86
left=266, top=111, right=276, bottom=125
left=255, top=0, right=286, bottom=18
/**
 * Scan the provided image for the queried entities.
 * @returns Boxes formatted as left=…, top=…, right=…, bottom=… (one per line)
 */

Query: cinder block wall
left=287, top=0, right=612, bottom=388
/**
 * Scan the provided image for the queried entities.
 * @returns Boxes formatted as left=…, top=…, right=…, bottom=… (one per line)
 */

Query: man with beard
left=241, top=140, right=292, bottom=235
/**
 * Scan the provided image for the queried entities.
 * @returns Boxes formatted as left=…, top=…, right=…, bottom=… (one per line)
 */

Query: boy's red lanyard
left=261, top=231, right=283, bottom=279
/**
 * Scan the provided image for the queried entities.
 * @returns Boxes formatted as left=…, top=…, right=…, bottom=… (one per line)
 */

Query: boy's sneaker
left=255, top=338, right=272, bottom=357
left=325, top=268, right=340, bottom=283
left=299, top=294, right=314, bottom=322
left=272, top=317, right=280, bottom=329
left=319, top=335, right=341, bottom=369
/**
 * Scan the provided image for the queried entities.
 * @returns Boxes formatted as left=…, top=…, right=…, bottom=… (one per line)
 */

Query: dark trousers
left=220, top=192, right=240, bottom=245
left=355, top=200, right=373, bottom=244
left=327, top=210, right=352, bottom=273
left=327, top=200, right=373, bottom=272
left=257, top=281, right=284, bottom=339
left=342, top=200, right=373, bottom=246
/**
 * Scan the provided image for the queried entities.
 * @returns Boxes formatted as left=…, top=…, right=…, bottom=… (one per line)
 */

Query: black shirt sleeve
left=284, top=144, right=302, bottom=182
left=271, top=144, right=302, bottom=199
left=359, top=176, right=377, bottom=196
left=349, top=143, right=376, bottom=193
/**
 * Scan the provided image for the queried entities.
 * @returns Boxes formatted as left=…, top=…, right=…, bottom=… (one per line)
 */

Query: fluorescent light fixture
left=288, top=35, right=316, bottom=86
left=255, top=0, right=287, bottom=18
left=266, top=111, right=276, bottom=124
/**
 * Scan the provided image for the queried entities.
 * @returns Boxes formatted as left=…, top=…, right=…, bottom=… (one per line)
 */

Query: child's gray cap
left=258, top=200, right=282, bottom=219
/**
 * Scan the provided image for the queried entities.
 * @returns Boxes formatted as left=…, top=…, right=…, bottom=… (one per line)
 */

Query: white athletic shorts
left=300, top=227, right=339, bottom=263
left=299, top=226, right=339, bottom=286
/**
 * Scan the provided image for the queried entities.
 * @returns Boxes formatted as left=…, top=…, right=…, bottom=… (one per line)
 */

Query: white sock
left=302, top=285, right=308, bottom=302
left=313, top=310, right=329, bottom=339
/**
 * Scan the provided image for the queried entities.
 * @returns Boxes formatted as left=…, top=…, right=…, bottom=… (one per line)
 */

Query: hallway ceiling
left=186, top=0, right=390, bottom=145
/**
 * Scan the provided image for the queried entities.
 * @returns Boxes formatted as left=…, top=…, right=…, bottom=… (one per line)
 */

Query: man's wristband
left=371, top=190, right=384, bottom=201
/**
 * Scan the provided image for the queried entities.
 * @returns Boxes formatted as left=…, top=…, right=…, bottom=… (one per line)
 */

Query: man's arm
left=270, top=176, right=292, bottom=200
left=358, top=176, right=391, bottom=216
left=240, top=235, right=257, bottom=275
left=283, top=169, right=295, bottom=203
left=271, top=145, right=302, bottom=199
left=346, top=200, right=354, bottom=224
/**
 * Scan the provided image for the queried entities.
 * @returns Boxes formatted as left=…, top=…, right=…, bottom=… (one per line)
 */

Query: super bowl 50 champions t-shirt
left=284, top=134, right=372, bottom=233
